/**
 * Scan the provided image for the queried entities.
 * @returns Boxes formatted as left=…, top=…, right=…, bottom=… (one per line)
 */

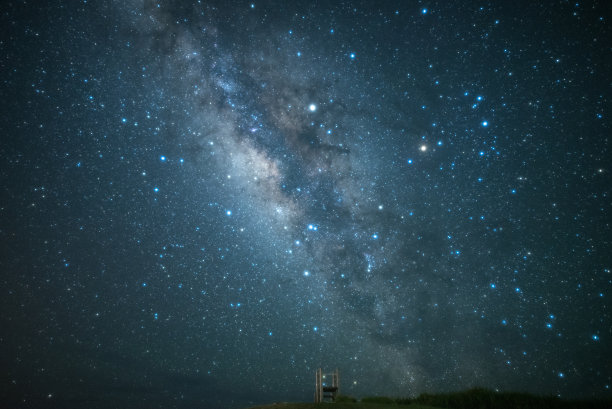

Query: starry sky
left=1, top=1, right=611, bottom=408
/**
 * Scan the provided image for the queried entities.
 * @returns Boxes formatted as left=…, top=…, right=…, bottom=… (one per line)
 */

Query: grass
left=247, top=404, right=438, bottom=409
left=246, top=388, right=612, bottom=409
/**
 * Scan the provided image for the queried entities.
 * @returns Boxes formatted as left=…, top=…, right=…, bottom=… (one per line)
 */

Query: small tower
left=315, top=368, right=339, bottom=403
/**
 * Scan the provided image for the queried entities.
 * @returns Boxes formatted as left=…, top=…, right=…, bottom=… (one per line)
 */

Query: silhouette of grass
left=336, top=395, right=358, bottom=403
left=361, top=396, right=396, bottom=404
left=411, top=387, right=611, bottom=409
left=247, top=404, right=437, bottom=409
left=247, top=388, right=611, bottom=409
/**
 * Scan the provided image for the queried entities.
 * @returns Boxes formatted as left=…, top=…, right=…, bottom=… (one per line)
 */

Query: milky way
left=1, top=1, right=610, bottom=408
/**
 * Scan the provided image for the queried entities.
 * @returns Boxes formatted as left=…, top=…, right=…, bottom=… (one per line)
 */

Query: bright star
left=308, top=104, right=317, bottom=112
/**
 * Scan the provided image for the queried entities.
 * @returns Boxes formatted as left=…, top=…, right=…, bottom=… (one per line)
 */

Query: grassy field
left=247, top=403, right=440, bottom=409
left=246, top=388, right=612, bottom=409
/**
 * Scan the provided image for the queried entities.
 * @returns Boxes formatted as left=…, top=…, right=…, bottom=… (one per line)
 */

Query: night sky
left=1, top=1, right=611, bottom=408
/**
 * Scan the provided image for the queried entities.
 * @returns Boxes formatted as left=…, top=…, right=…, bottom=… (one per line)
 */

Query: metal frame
left=315, top=368, right=339, bottom=403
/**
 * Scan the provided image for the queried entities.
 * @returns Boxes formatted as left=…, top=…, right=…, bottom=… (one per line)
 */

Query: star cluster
left=1, top=1, right=610, bottom=408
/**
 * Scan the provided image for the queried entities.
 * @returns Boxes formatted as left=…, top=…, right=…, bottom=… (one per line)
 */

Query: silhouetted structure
left=315, top=368, right=339, bottom=403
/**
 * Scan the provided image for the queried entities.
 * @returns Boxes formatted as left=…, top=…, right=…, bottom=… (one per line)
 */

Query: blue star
left=160, top=155, right=166, bottom=161
left=421, top=8, right=428, bottom=14
left=349, top=52, right=356, bottom=59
